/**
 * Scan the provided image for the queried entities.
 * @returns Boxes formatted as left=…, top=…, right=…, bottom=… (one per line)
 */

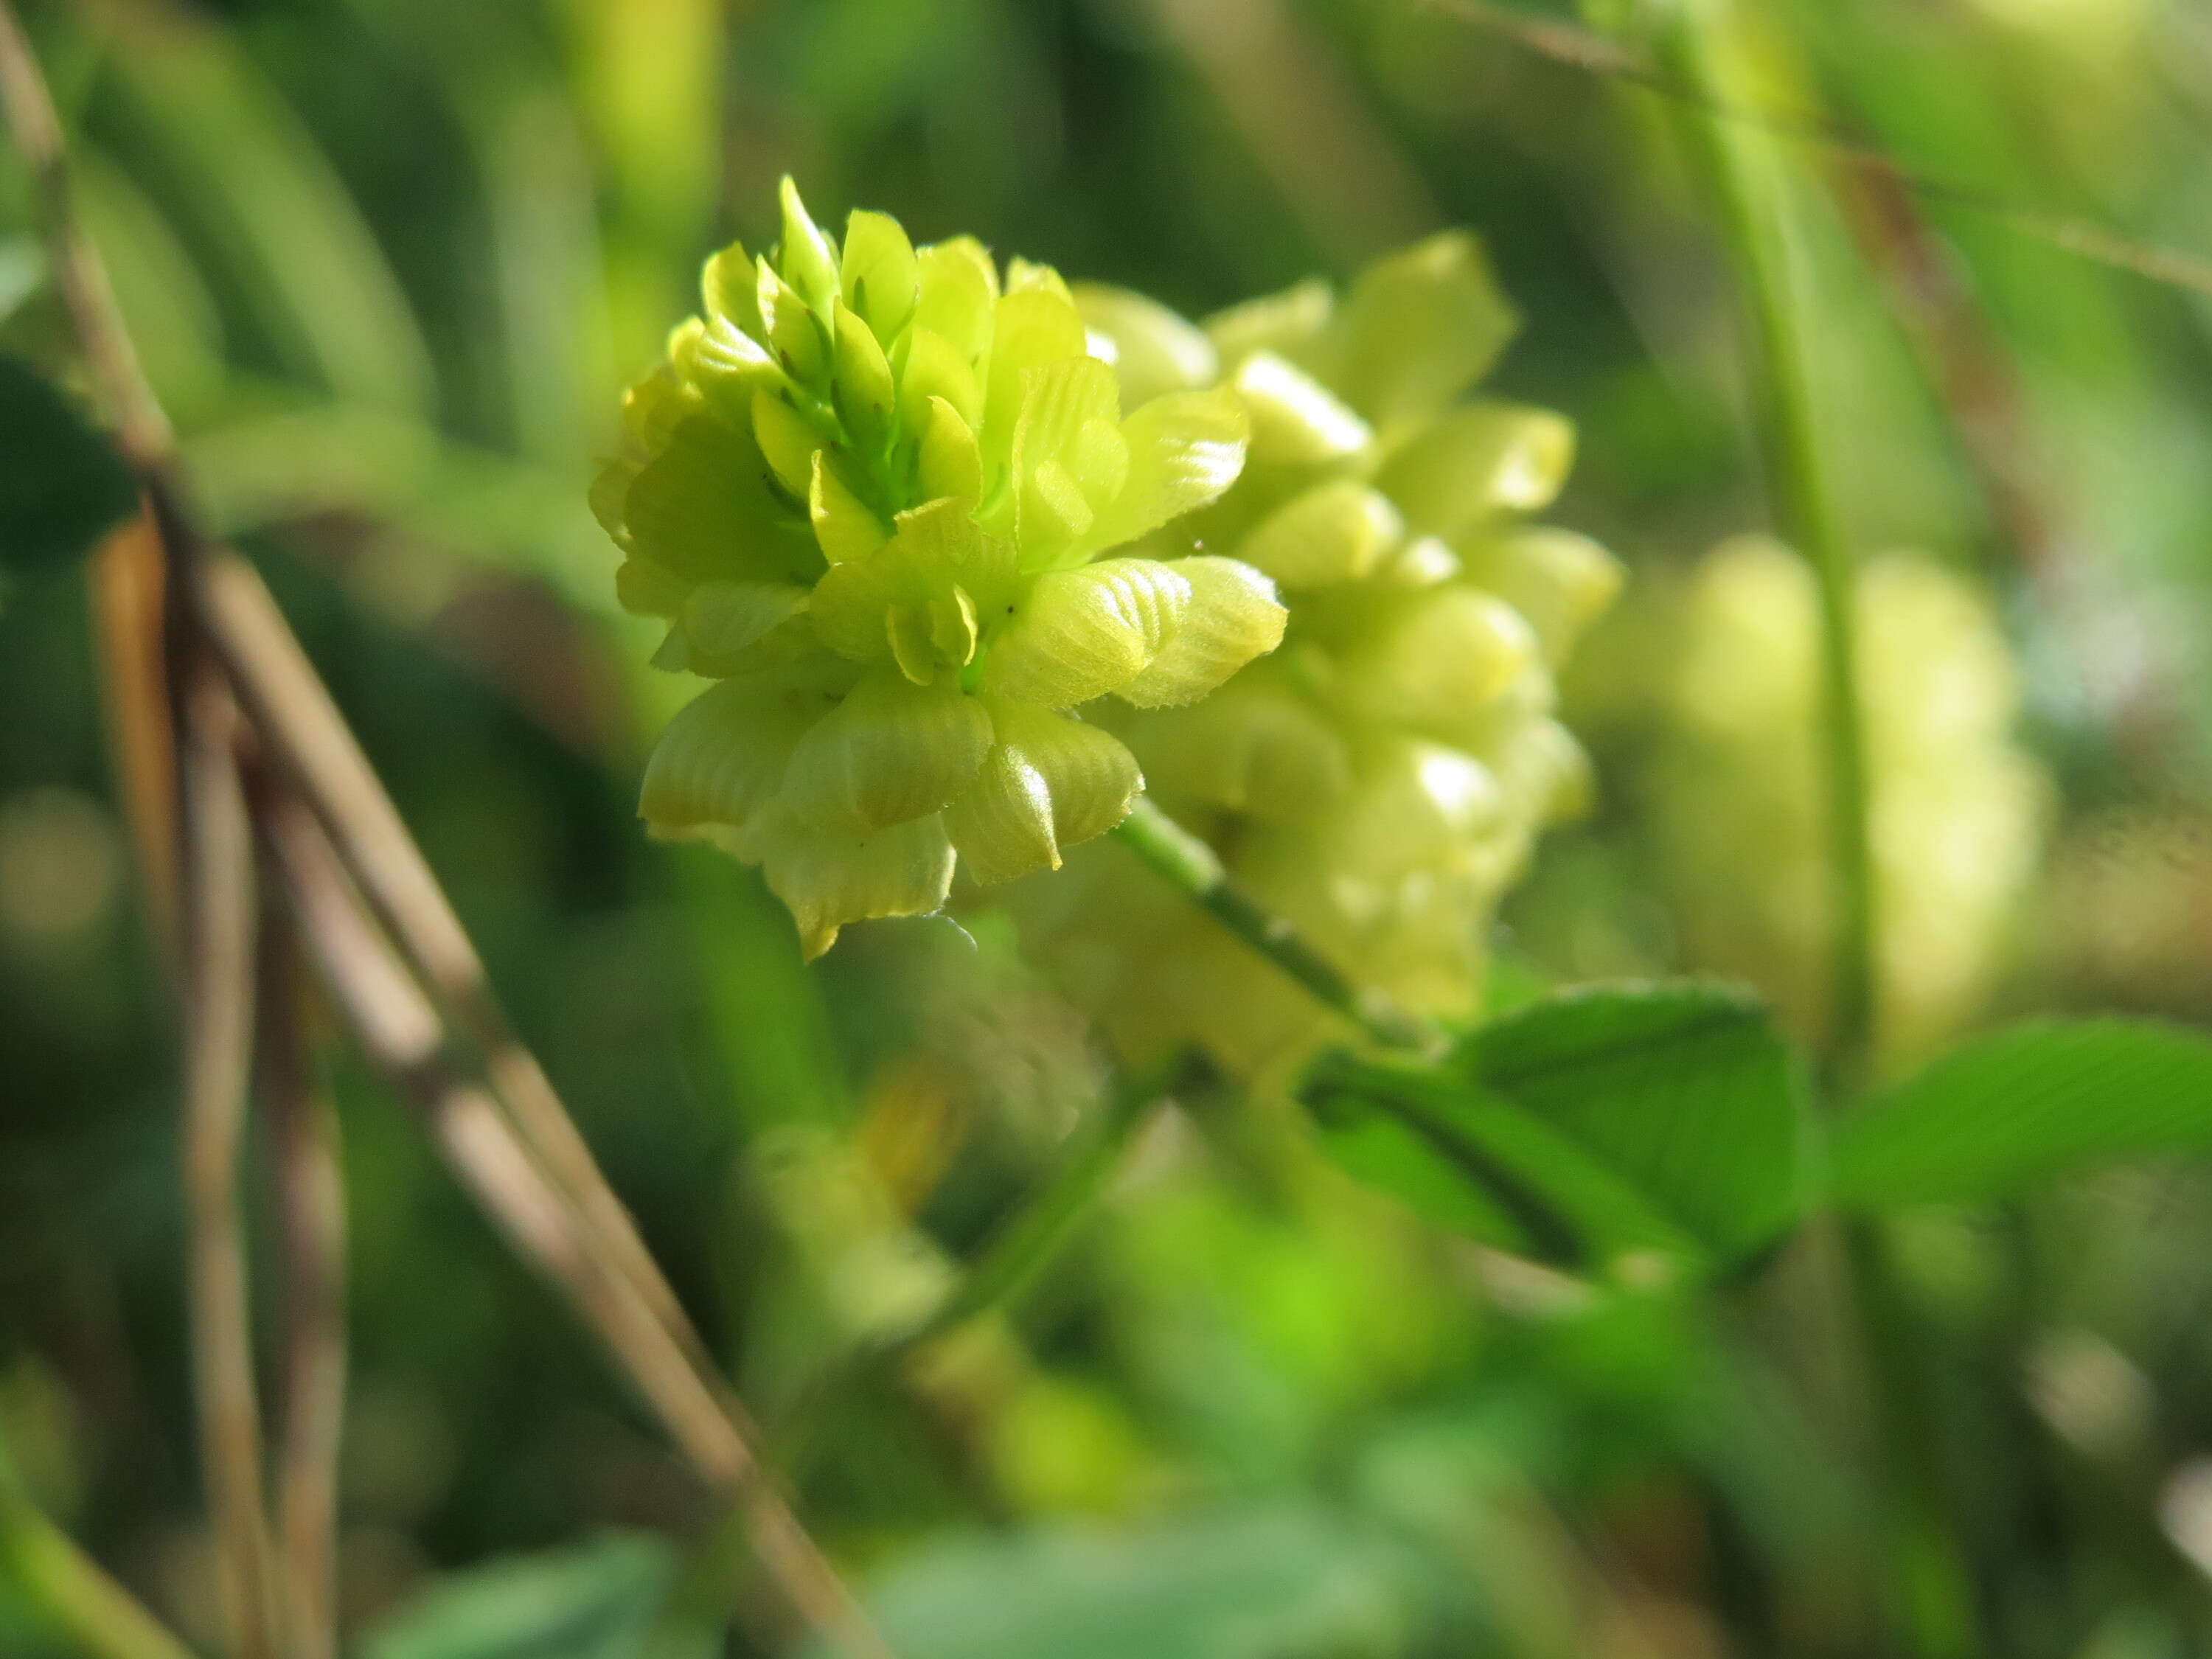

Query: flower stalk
left=1656, top=0, right=1876, bottom=1089
left=1110, top=799, right=1441, bottom=1054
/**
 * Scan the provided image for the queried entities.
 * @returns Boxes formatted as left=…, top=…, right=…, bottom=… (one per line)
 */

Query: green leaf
left=1472, top=982, right=1812, bottom=1255
left=1305, top=1049, right=1689, bottom=1269
left=0, top=355, right=136, bottom=586
left=1302, top=981, right=1812, bottom=1268
left=799, top=1508, right=1405, bottom=1659
left=1829, top=1019, right=2212, bottom=1209
left=360, top=1533, right=675, bottom=1659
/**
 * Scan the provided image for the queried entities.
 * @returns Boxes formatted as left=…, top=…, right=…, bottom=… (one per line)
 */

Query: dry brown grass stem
left=0, top=1, right=889, bottom=1650
left=197, top=554, right=704, bottom=1375
left=257, top=784, right=892, bottom=1659
left=89, top=510, right=178, bottom=950
left=257, top=908, right=347, bottom=1659
left=169, top=653, right=278, bottom=1659
left=0, top=9, right=285, bottom=1650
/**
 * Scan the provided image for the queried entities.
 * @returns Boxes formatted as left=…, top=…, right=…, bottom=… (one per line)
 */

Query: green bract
left=599, top=181, right=1281, bottom=956
left=1012, top=234, right=1621, bottom=1079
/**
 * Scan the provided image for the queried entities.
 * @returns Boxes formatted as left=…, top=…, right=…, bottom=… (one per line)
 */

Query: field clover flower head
left=597, top=181, right=1284, bottom=956
left=1013, top=234, right=1622, bottom=1077
left=1651, top=538, right=2048, bottom=1063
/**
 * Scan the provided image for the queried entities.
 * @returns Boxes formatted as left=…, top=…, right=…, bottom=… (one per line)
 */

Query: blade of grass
left=0, top=1429, right=201, bottom=1659
left=1426, top=0, right=2212, bottom=303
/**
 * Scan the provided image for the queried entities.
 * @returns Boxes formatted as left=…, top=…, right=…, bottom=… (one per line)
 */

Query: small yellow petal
left=1236, top=481, right=1402, bottom=589
left=639, top=679, right=821, bottom=836
left=1313, top=230, right=1519, bottom=431
left=614, top=556, right=689, bottom=619
left=1115, top=557, right=1287, bottom=709
left=982, top=289, right=1089, bottom=474
left=1455, top=528, right=1624, bottom=664
left=1074, top=282, right=1219, bottom=408
left=917, top=396, right=984, bottom=503
left=1373, top=403, right=1576, bottom=538
left=1341, top=587, right=1539, bottom=729
left=625, top=415, right=818, bottom=586
left=832, top=301, right=897, bottom=456
left=1124, top=669, right=1353, bottom=821
left=777, top=175, right=842, bottom=312
left=1077, top=387, right=1249, bottom=559
left=780, top=669, right=993, bottom=830
left=810, top=450, right=890, bottom=565
left=981, top=558, right=1192, bottom=709
left=1201, top=276, right=1333, bottom=367
left=914, top=237, right=1000, bottom=361
left=753, top=388, right=823, bottom=498
left=898, top=327, right=983, bottom=434
left=680, top=580, right=812, bottom=675
left=749, top=803, right=956, bottom=960
left=701, top=241, right=762, bottom=335
left=840, top=209, right=919, bottom=341
left=1230, top=352, right=1370, bottom=467
left=945, top=705, right=1140, bottom=884
left=757, top=256, right=826, bottom=383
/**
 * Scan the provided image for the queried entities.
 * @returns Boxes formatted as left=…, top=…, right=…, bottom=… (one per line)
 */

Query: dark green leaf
left=0, top=354, right=136, bottom=584
left=1303, top=981, right=1810, bottom=1267
left=358, top=1533, right=675, bottom=1659
left=1829, top=1018, right=2212, bottom=1208
left=1307, top=1048, right=1691, bottom=1267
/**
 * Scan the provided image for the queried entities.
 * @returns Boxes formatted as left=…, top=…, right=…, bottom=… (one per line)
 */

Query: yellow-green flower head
left=1649, top=538, right=2049, bottom=1065
left=1010, top=234, right=1623, bottom=1079
left=597, top=180, right=1286, bottom=956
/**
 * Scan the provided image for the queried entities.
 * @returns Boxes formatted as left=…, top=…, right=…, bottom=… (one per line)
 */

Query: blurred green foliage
left=10, top=0, right=2212, bottom=1655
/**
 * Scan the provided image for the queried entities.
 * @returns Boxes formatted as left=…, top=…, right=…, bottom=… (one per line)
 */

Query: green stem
left=1657, top=0, right=1877, bottom=1093
left=1109, top=799, right=1440, bottom=1054
left=886, top=1060, right=1177, bottom=1354
left=0, top=1450, right=199, bottom=1659
left=1658, top=11, right=1976, bottom=1659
